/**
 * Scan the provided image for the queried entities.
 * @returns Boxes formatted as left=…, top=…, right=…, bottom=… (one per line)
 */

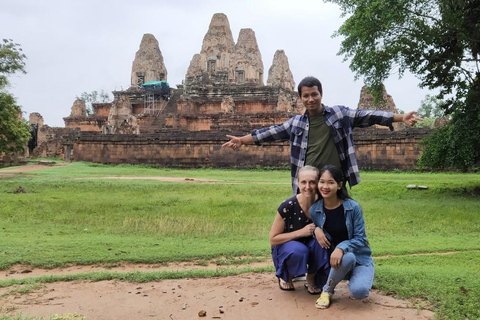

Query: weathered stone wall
left=64, top=100, right=109, bottom=132
left=105, top=94, right=139, bottom=134
left=31, top=126, right=80, bottom=159
left=93, top=103, right=111, bottom=117
left=353, top=128, right=429, bottom=170
left=73, top=128, right=432, bottom=170
left=64, top=117, right=106, bottom=131
left=70, top=99, right=87, bottom=117
left=0, top=152, right=26, bottom=168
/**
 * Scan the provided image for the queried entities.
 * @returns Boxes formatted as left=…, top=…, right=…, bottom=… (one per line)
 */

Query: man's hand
left=222, top=135, right=243, bottom=150
left=402, top=111, right=423, bottom=126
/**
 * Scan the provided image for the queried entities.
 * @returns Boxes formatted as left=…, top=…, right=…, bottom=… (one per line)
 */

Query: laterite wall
left=73, top=128, right=432, bottom=171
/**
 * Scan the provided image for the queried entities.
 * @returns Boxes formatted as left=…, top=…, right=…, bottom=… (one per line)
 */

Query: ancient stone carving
left=267, top=50, right=295, bottom=91
left=130, top=34, right=167, bottom=88
left=221, top=96, right=235, bottom=113
left=70, top=99, right=87, bottom=117
left=106, top=94, right=139, bottom=134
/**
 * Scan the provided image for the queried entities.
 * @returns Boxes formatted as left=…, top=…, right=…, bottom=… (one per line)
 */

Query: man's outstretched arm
left=222, top=134, right=254, bottom=150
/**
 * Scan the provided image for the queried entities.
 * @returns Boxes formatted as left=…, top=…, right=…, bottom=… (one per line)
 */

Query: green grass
left=375, top=251, right=480, bottom=320
left=1, top=162, right=479, bottom=319
left=0, top=161, right=292, bottom=182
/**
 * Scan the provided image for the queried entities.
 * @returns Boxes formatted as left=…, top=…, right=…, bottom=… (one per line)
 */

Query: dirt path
left=0, top=163, right=218, bottom=183
left=0, top=268, right=434, bottom=320
left=0, top=163, right=435, bottom=319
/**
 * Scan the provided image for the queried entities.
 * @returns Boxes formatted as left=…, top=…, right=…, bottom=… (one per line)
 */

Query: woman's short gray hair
left=298, top=165, right=319, bottom=181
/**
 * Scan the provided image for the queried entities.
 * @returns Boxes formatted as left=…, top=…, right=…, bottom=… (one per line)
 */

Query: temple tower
left=130, top=34, right=167, bottom=88
left=185, top=13, right=265, bottom=87
left=266, top=50, right=295, bottom=91
left=231, top=28, right=264, bottom=85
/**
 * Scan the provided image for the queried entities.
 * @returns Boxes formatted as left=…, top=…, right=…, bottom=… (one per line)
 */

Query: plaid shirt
left=251, top=105, right=394, bottom=195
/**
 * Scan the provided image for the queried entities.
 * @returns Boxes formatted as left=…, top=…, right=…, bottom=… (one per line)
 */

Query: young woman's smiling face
left=318, top=170, right=342, bottom=200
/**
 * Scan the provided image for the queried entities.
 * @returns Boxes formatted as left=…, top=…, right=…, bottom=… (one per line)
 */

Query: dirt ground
left=0, top=164, right=435, bottom=319
left=0, top=265, right=434, bottom=320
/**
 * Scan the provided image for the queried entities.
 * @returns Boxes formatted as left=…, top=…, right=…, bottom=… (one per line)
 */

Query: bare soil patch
left=0, top=162, right=68, bottom=172
left=0, top=269, right=434, bottom=320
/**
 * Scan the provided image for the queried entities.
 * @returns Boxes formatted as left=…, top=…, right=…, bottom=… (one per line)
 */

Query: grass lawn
left=0, top=161, right=479, bottom=319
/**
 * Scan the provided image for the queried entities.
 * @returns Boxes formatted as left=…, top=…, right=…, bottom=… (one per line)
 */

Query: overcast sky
left=2, top=0, right=432, bottom=127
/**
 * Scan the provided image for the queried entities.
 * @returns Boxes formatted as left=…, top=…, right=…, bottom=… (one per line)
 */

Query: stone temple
left=7, top=13, right=430, bottom=170
left=64, top=12, right=304, bottom=135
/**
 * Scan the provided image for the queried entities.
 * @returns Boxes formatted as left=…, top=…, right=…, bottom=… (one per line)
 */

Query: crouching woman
left=269, top=166, right=330, bottom=293
left=310, top=165, right=374, bottom=309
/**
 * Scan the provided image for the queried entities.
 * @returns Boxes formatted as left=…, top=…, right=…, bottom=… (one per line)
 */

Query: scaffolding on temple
left=141, top=81, right=170, bottom=116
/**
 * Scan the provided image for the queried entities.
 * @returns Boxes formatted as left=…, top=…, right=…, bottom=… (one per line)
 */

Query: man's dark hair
left=297, top=76, right=323, bottom=96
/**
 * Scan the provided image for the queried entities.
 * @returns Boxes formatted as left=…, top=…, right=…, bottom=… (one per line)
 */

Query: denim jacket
left=310, top=198, right=374, bottom=266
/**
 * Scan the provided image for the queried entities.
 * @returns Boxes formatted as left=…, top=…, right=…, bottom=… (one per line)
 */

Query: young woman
left=269, top=166, right=330, bottom=293
left=310, top=165, right=374, bottom=309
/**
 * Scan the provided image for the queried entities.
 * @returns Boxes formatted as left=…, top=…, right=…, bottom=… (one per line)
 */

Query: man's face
left=300, top=86, right=323, bottom=115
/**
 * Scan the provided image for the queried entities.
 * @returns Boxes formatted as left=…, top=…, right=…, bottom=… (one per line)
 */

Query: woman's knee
left=290, top=244, right=309, bottom=258
left=341, top=252, right=356, bottom=268
left=350, top=286, right=370, bottom=300
left=280, top=241, right=309, bottom=259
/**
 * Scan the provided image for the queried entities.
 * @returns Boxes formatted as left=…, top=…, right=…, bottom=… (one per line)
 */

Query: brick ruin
left=21, top=13, right=432, bottom=171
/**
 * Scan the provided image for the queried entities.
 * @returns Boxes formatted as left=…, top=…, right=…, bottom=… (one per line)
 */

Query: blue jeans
left=322, top=252, right=375, bottom=299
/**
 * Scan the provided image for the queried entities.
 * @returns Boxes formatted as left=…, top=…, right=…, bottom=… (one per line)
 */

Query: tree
left=418, top=78, right=480, bottom=170
left=76, top=90, right=111, bottom=116
left=417, top=94, right=446, bottom=119
left=0, top=39, right=30, bottom=155
left=0, top=92, right=31, bottom=154
left=1, top=39, right=26, bottom=88
left=414, top=94, right=447, bottom=128
left=326, top=0, right=480, bottom=170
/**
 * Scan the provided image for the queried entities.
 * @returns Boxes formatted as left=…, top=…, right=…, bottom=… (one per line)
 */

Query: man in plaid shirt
left=223, top=76, right=422, bottom=195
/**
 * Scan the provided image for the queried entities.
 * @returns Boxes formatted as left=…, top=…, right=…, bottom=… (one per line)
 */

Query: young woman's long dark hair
left=319, top=165, right=351, bottom=200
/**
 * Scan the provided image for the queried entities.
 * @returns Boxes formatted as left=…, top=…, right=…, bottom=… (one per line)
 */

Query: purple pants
left=272, top=238, right=330, bottom=287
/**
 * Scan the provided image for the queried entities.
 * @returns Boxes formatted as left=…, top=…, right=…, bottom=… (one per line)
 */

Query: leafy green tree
left=326, top=0, right=480, bottom=170
left=1, top=39, right=26, bottom=88
left=417, top=94, right=446, bottom=119
left=0, top=39, right=30, bottom=155
left=0, top=92, right=31, bottom=153
left=76, top=90, right=111, bottom=116
left=419, top=78, right=480, bottom=170
left=414, top=94, right=447, bottom=128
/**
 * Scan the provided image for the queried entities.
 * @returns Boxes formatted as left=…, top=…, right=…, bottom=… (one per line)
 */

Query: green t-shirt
left=305, top=113, right=342, bottom=171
